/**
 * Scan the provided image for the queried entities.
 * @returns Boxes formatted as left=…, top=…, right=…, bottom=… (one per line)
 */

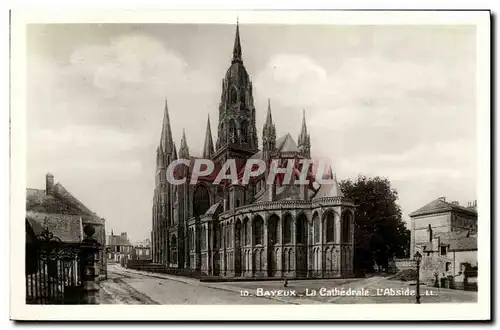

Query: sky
left=26, top=23, right=477, bottom=243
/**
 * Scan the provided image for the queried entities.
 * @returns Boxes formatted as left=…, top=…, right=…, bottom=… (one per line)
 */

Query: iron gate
left=26, top=228, right=82, bottom=304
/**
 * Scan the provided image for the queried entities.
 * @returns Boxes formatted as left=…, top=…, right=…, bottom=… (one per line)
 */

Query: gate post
left=79, top=224, right=102, bottom=304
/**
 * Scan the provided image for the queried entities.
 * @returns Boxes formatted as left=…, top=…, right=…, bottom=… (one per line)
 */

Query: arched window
left=326, top=211, right=335, bottom=243
left=240, top=120, right=248, bottom=143
left=283, top=214, right=292, bottom=244
left=235, top=220, right=242, bottom=247
left=268, top=215, right=280, bottom=245
left=296, top=214, right=307, bottom=244
left=245, top=218, right=251, bottom=246
left=231, top=87, right=238, bottom=104
left=193, top=185, right=210, bottom=217
left=240, top=89, right=246, bottom=105
left=313, top=213, right=320, bottom=243
left=171, top=235, right=178, bottom=264
left=229, top=119, right=237, bottom=142
left=342, top=212, right=351, bottom=243
left=253, top=216, right=264, bottom=245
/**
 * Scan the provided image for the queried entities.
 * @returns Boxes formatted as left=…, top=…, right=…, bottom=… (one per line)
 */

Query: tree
left=339, top=175, right=411, bottom=273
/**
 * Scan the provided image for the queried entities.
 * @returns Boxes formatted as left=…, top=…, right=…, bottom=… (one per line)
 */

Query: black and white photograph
left=9, top=9, right=491, bottom=321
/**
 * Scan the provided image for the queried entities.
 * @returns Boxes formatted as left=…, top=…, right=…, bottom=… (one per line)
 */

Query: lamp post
left=414, top=251, right=422, bottom=304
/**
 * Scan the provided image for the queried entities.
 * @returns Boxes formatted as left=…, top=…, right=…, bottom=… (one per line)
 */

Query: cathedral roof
left=204, top=203, right=222, bottom=216
left=314, top=176, right=344, bottom=198
left=276, top=133, right=300, bottom=153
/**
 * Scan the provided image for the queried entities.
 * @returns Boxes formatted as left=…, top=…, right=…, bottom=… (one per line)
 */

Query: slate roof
left=205, top=202, right=222, bottom=215
left=314, top=176, right=344, bottom=198
left=409, top=197, right=477, bottom=217
left=26, top=184, right=105, bottom=225
left=26, top=211, right=83, bottom=244
left=276, top=133, right=299, bottom=153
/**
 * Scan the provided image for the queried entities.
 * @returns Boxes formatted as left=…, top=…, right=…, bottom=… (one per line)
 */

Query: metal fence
left=26, top=229, right=82, bottom=304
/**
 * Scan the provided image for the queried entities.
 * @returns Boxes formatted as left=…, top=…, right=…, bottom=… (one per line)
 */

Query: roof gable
left=409, top=198, right=477, bottom=217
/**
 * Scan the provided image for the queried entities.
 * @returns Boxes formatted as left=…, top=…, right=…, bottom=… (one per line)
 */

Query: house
left=409, top=197, right=477, bottom=257
left=26, top=173, right=107, bottom=280
left=132, top=239, right=151, bottom=261
left=107, top=231, right=133, bottom=263
left=418, top=227, right=477, bottom=290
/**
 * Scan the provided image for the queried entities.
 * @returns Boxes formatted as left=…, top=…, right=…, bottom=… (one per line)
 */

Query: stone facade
left=409, top=197, right=477, bottom=257
left=151, top=23, right=355, bottom=279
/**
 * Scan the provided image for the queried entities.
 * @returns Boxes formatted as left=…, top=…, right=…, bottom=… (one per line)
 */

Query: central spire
left=232, top=19, right=242, bottom=63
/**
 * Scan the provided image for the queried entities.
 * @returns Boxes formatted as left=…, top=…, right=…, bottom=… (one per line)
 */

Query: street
left=100, top=264, right=283, bottom=304
left=100, top=265, right=477, bottom=304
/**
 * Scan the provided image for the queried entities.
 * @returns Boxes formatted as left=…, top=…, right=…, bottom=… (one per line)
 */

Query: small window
left=440, top=246, right=447, bottom=256
left=445, top=262, right=451, bottom=272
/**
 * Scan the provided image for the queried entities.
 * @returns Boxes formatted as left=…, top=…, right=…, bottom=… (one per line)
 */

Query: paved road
left=100, top=265, right=477, bottom=305
left=100, top=264, right=283, bottom=304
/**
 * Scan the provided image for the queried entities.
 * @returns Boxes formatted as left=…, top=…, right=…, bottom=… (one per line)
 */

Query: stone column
left=249, top=217, right=254, bottom=277
left=263, top=216, right=268, bottom=277
left=318, top=211, right=323, bottom=277
left=79, top=224, right=101, bottom=304
left=335, top=209, right=343, bottom=276
left=291, top=213, right=297, bottom=276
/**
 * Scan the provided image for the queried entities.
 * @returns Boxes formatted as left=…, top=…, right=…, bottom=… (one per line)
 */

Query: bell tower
left=214, top=21, right=259, bottom=165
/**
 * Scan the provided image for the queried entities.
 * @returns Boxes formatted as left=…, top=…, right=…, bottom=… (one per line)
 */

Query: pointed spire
left=232, top=19, right=242, bottom=63
left=179, top=128, right=189, bottom=158
left=265, top=98, right=273, bottom=126
left=172, top=142, right=178, bottom=160
left=299, top=109, right=310, bottom=145
left=203, top=115, right=215, bottom=158
left=300, top=109, right=308, bottom=136
left=160, top=98, right=174, bottom=154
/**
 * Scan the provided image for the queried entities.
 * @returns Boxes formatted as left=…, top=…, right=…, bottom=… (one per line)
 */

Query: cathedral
left=151, top=23, right=355, bottom=279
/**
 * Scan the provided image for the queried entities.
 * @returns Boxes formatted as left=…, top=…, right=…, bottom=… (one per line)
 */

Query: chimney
left=46, top=173, right=55, bottom=195
left=438, top=196, right=446, bottom=202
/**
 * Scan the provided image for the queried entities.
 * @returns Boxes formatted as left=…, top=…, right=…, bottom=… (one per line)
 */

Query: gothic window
left=268, top=215, right=279, bottom=245
left=296, top=214, right=307, bottom=244
left=235, top=220, right=242, bottom=247
left=313, top=213, right=320, bottom=243
left=326, top=211, right=335, bottom=243
left=253, top=216, right=264, bottom=245
left=243, top=218, right=248, bottom=246
left=245, top=217, right=251, bottom=246
left=283, top=214, right=292, bottom=244
left=171, top=235, right=178, bottom=264
left=229, top=119, right=237, bottom=142
left=240, top=89, right=246, bottom=105
left=342, top=212, right=351, bottom=244
left=193, top=185, right=210, bottom=217
left=231, top=87, right=238, bottom=104
left=240, top=120, right=248, bottom=143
